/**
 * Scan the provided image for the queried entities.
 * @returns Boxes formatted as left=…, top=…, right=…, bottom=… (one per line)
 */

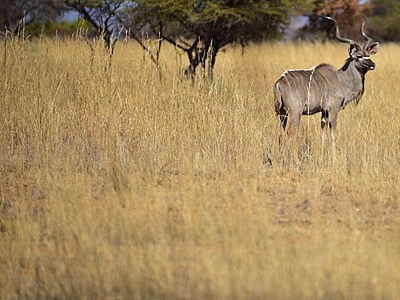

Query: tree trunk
left=184, top=38, right=219, bottom=81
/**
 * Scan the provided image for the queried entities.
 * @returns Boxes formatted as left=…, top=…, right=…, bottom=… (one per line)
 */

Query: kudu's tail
left=273, top=81, right=283, bottom=115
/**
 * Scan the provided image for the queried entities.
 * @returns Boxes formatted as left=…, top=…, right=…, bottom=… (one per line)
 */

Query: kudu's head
left=321, top=16, right=379, bottom=74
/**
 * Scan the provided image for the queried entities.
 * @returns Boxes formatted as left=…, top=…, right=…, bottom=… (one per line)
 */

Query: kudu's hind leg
left=278, top=109, right=289, bottom=147
left=277, top=110, right=292, bottom=166
left=284, top=111, right=301, bottom=167
left=280, top=114, right=288, bottom=132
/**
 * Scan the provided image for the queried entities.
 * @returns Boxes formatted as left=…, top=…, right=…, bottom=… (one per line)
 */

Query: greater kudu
left=274, top=16, right=379, bottom=147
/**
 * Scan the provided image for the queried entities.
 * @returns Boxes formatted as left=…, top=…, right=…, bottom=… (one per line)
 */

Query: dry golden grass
left=0, top=36, right=399, bottom=299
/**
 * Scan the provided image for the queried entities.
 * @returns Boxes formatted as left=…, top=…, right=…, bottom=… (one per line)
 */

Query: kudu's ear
left=367, top=42, right=379, bottom=55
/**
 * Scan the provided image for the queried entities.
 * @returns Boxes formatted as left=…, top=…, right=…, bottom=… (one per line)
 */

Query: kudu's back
left=274, top=64, right=343, bottom=119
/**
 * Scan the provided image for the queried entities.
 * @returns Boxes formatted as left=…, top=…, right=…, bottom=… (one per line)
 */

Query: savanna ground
left=0, top=34, right=399, bottom=299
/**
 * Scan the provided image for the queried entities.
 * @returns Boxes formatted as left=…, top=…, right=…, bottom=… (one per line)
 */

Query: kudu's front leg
left=321, top=111, right=329, bottom=147
left=328, top=111, right=338, bottom=147
left=328, top=110, right=339, bottom=161
left=320, top=110, right=337, bottom=162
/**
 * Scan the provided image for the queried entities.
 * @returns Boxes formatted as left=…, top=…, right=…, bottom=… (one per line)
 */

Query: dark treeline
left=1, top=0, right=396, bottom=77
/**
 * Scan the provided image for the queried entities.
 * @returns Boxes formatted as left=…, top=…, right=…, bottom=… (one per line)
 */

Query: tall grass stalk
left=0, top=37, right=399, bottom=299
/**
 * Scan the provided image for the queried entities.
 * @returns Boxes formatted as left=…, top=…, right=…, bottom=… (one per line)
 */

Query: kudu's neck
left=338, top=58, right=365, bottom=105
left=340, top=58, right=365, bottom=83
left=341, top=57, right=368, bottom=78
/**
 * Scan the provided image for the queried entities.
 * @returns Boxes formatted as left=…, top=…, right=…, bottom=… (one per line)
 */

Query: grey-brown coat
left=274, top=16, right=379, bottom=146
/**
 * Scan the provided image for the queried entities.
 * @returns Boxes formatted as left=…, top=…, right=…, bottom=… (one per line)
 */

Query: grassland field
left=0, top=35, right=399, bottom=299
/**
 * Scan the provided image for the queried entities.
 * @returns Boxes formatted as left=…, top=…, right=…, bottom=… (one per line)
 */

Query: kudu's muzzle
left=369, top=61, right=376, bottom=70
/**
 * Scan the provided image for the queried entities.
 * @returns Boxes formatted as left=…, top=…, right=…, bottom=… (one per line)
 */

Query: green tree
left=0, top=0, right=64, bottom=33
left=65, top=0, right=127, bottom=52
left=369, top=0, right=400, bottom=41
left=131, top=0, right=310, bottom=79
